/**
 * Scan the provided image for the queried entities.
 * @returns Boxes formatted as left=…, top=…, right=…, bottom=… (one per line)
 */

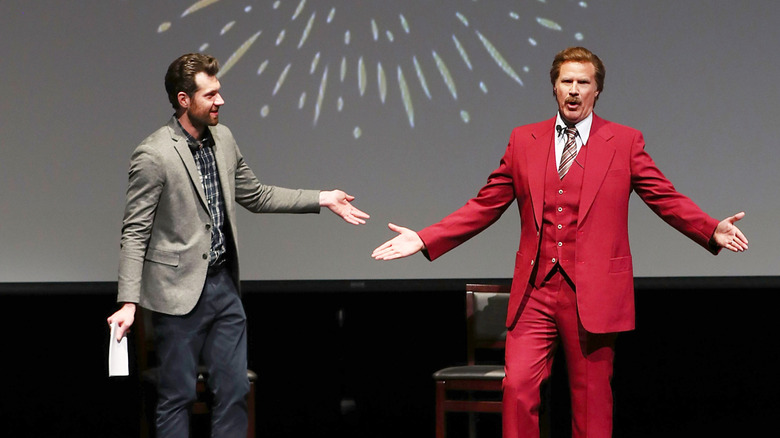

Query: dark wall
left=1, top=278, right=777, bottom=437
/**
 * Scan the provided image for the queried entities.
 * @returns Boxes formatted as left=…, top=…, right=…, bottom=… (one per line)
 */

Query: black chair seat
left=433, top=365, right=505, bottom=381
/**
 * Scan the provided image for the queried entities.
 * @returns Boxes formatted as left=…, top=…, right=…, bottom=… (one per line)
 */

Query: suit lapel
left=527, top=119, right=555, bottom=229
left=578, top=114, right=616, bottom=223
left=168, top=118, right=209, bottom=210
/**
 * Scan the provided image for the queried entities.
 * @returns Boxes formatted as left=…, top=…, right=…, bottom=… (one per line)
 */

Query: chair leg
left=246, top=381, right=256, bottom=438
left=468, top=412, right=477, bottom=438
left=435, top=382, right=446, bottom=438
left=140, top=382, right=156, bottom=438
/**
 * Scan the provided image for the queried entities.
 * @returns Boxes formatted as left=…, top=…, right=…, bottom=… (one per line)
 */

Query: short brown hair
left=164, top=53, right=220, bottom=110
left=550, top=47, right=605, bottom=99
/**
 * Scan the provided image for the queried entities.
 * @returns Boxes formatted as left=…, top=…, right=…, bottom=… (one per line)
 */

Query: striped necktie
left=558, top=126, right=578, bottom=179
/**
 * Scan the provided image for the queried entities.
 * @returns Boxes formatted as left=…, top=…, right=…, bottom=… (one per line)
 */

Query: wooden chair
left=433, top=283, right=510, bottom=438
left=135, top=308, right=257, bottom=438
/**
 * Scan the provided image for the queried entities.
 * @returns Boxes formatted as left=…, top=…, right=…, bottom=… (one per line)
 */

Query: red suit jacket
left=418, top=114, right=720, bottom=333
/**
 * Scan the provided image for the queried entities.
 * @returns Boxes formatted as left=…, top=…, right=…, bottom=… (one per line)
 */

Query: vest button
left=557, top=207, right=563, bottom=212
left=551, top=258, right=557, bottom=263
left=557, top=224, right=563, bottom=229
left=558, top=242, right=563, bottom=247
left=558, top=189, right=564, bottom=195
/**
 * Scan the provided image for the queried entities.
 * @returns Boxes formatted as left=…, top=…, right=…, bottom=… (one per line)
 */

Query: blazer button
left=206, top=224, right=211, bottom=230
left=202, top=254, right=208, bottom=260
left=530, top=260, right=534, bottom=266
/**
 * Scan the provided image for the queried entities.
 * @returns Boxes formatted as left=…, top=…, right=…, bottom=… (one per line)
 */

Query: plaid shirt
left=177, top=120, right=227, bottom=266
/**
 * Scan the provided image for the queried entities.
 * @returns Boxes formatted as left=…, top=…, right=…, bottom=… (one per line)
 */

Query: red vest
left=533, top=142, right=588, bottom=288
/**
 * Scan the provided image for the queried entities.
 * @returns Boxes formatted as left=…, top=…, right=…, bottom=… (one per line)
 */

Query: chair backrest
left=465, top=284, right=511, bottom=365
left=133, top=307, right=157, bottom=371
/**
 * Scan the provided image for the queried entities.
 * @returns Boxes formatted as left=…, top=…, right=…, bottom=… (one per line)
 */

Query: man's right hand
left=371, top=223, right=425, bottom=260
left=107, top=302, right=137, bottom=341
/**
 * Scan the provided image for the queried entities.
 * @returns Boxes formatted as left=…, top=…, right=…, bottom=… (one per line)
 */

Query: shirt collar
left=175, top=117, right=212, bottom=151
left=556, top=112, right=593, bottom=145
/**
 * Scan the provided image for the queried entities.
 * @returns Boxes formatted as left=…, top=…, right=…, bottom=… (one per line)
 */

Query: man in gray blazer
left=107, top=53, right=369, bottom=437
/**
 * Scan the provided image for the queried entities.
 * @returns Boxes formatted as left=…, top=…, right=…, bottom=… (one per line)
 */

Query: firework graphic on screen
left=155, top=0, right=591, bottom=138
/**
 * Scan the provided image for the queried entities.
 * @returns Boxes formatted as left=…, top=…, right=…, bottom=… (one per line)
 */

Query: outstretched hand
left=371, top=223, right=425, bottom=260
left=712, top=211, right=748, bottom=252
left=320, top=190, right=370, bottom=225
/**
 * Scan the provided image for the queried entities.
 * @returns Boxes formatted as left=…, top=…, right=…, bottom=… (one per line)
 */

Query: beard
left=188, top=104, right=219, bottom=128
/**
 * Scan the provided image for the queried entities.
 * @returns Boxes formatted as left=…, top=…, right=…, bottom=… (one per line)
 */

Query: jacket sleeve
left=418, top=136, right=518, bottom=261
left=231, top=142, right=321, bottom=214
left=117, top=143, right=164, bottom=304
left=629, top=130, right=720, bottom=254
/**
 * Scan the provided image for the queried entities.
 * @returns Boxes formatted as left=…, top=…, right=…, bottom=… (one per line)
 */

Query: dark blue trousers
left=152, top=267, right=249, bottom=438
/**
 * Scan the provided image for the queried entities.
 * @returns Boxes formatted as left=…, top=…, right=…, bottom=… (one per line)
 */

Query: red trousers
left=503, top=273, right=617, bottom=438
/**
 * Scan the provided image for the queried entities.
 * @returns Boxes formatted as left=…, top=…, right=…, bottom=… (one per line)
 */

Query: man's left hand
left=712, top=211, right=749, bottom=252
left=320, top=190, right=370, bottom=225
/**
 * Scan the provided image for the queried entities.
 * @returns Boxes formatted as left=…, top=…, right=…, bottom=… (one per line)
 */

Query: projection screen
left=1, top=0, right=776, bottom=282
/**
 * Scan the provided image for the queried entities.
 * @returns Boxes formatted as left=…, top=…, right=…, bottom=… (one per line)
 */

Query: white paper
left=108, top=322, right=129, bottom=377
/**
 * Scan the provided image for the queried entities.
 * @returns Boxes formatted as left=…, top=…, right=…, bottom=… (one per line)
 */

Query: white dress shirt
left=554, top=112, right=593, bottom=170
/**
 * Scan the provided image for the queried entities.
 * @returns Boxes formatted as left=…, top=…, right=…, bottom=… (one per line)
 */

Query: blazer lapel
left=526, top=119, right=555, bottom=229
left=167, top=118, right=209, bottom=210
left=578, top=114, right=616, bottom=223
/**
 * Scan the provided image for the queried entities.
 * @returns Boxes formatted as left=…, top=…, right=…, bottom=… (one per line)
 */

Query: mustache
left=565, top=97, right=581, bottom=105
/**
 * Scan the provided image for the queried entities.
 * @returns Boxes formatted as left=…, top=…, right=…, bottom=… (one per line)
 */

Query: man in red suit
left=371, top=47, right=748, bottom=438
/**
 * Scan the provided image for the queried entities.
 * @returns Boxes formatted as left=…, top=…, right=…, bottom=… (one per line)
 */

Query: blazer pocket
left=145, top=248, right=180, bottom=267
left=609, top=255, right=632, bottom=273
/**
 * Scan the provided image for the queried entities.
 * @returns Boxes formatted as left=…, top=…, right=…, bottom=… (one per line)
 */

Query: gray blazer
left=117, top=117, right=320, bottom=315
